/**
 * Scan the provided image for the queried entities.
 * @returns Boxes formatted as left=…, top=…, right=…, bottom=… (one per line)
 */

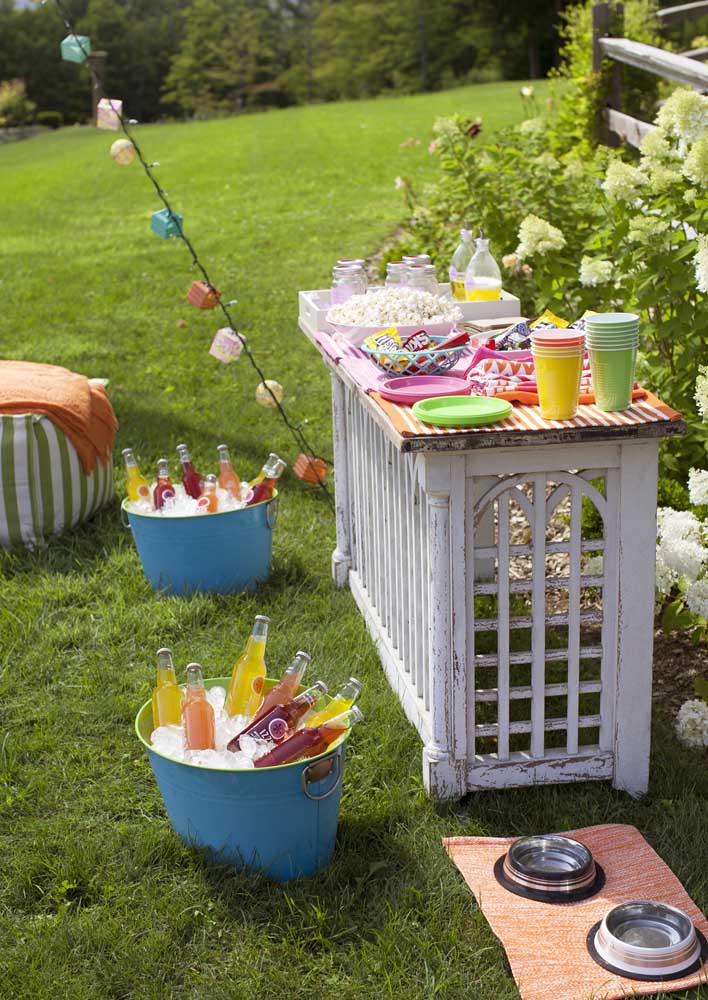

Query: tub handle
left=120, top=505, right=131, bottom=529
left=266, top=496, right=279, bottom=530
left=301, top=753, right=341, bottom=801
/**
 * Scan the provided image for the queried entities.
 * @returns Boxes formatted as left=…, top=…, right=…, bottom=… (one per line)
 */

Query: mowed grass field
left=1, top=80, right=708, bottom=1000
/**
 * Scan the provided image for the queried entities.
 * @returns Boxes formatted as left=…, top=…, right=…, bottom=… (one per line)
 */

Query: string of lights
left=51, top=0, right=335, bottom=511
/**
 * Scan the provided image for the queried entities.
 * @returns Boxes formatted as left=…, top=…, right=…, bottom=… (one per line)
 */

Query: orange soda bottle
left=305, top=677, right=362, bottom=728
left=246, top=454, right=286, bottom=506
left=250, top=650, right=311, bottom=725
left=197, top=474, right=219, bottom=513
left=122, top=447, right=150, bottom=502
left=182, top=663, right=216, bottom=750
left=152, top=647, right=183, bottom=727
left=217, top=444, right=241, bottom=499
left=254, top=706, right=363, bottom=768
left=224, top=615, right=270, bottom=718
left=153, top=458, right=176, bottom=510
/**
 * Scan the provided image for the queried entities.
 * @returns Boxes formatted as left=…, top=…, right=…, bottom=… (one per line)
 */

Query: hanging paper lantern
left=256, top=380, right=284, bottom=408
left=187, top=281, right=221, bottom=309
left=97, top=98, right=122, bottom=131
left=110, top=138, right=135, bottom=166
left=209, top=328, right=244, bottom=364
left=61, top=34, right=92, bottom=64
left=293, top=454, right=327, bottom=484
left=150, top=208, right=184, bottom=239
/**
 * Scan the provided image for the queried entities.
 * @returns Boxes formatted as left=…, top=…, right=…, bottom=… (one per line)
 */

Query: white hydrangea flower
left=656, top=88, right=708, bottom=146
left=683, top=135, right=708, bottom=185
left=696, top=366, right=708, bottom=421
left=519, top=117, right=545, bottom=136
left=563, top=156, right=585, bottom=181
left=675, top=698, right=708, bottom=748
left=516, top=214, right=566, bottom=259
left=394, top=176, right=404, bottom=190
left=627, top=215, right=669, bottom=245
left=533, top=152, right=559, bottom=170
left=602, top=160, right=645, bottom=201
left=688, top=468, right=708, bottom=505
left=685, top=577, right=708, bottom=619
left=693, top=233, right=708, bottom=295
left=655, top=555, right=677, bottom=596
left=647, top=162, right=680, bottom=192
left=657, top=506, right=703, bottom=544
left=640, top=127, right=677, bottom=163
left=579, top=257, right=613, bottom=287
left=685, top=188, right=698, bottom=204
left=432, top=116, right=458, bottom=140
left=657, top=536, right=707, bottom=584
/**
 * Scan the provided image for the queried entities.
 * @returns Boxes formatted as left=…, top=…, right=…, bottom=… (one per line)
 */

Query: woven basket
left=361, top=335, right=467, bottom=377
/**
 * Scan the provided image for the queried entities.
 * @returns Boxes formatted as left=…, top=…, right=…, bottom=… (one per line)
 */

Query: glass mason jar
left=336, top=259, right=368, bottom=290
left=385, top=261, right=408, bottom=286
left=331, top=264, right=366, bottom=305
left=405, top=263, right=439, bottom=295
left=403, top=253, right=432, bottom=267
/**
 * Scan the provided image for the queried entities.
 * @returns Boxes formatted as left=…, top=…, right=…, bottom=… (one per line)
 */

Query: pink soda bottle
left=153, top=458, right=175, bottom=510
left=176, top=443, right=203, bottom=499
left=254, top=706, right=363, bottom=768
left=227, top=680, right=327, bottom=752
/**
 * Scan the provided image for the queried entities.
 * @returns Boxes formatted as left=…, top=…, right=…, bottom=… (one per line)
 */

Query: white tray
left=298, top=285, right=521, bottom=337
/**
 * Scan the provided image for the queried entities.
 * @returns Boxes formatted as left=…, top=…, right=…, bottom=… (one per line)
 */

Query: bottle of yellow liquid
left=464, top=230, right=501, bottom=301
left=224, top=615, right=271, bottom=718
left=122, top=447, right=150, bottom=502
left=151, top=647, right=183, bottom=728
left=305, top=676, right=362, bottom=728
left=448, top=226, right=473, bottom=301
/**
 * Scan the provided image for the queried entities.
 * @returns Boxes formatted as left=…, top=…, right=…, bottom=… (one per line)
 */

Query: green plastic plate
left=412, top=395, right=513, bottom=428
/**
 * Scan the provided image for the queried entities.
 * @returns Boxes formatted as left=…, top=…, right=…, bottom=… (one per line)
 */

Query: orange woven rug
left=444, top=824, right=708, bottom=1000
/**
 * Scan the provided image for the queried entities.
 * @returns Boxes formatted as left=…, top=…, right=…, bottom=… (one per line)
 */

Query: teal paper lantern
left=60, top=34, right=92, bottom=64
left=150, top=208, right=184, bottom=239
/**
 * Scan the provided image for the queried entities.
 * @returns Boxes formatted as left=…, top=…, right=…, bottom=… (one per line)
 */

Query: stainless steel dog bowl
left=589, top=901, right=703, bottom=979
left=494, top=834, right=604, bottom=903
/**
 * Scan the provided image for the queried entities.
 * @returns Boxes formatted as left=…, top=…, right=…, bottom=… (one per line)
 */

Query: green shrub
left=0, top=78, right=35, bottom=127
left=35, top=110, right=63, bottom=129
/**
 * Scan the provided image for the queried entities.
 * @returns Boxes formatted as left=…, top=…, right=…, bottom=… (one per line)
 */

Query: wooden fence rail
left=593, top=1, right=708, bottom=148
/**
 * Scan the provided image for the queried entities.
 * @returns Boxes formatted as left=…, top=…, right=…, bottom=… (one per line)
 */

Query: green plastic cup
left=588, top=346, right=637, bottom=411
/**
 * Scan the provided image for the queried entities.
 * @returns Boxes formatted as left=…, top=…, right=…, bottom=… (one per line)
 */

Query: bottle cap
left=255, top=615, right=272, bottom=624
left=295, top=650, right=312, bottom=663
left=122, top=447, right=134, bottom=458
left=157, top=646, right=172, bottom=657
left=157, top=457, right=169, bottom=475
left=206, top=474, right=217, bottom=485
left=348, top=677, right=364, bottom=692
left=217, top=443, right=229, bottom=453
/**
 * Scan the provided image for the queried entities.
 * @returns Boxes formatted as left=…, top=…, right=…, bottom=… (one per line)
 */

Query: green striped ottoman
left=0, top=413, right=113, bottom=550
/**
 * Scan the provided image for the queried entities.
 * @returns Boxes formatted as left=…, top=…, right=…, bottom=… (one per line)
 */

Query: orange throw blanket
left=0, top=361, right=118, bottom=474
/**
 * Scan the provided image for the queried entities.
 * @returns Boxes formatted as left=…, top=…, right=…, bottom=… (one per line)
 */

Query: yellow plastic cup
left=533, top=350, right=584, bottom=420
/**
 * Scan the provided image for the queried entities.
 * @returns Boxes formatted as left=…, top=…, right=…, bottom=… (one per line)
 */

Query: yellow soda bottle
left=151, top=647, right=183, bottom=728
left=305, top=676, right=362, bottom=728
left=122, top=447, right=150, bottom=502
left=224, top=615, right=271, bottom=718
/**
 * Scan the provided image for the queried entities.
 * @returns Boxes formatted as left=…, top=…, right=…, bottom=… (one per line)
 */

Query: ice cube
left=239, top=733, right=276, bottom=761
left=151, top=724, right=185, bottom=760
left=207, top=686, right=227, bottom=712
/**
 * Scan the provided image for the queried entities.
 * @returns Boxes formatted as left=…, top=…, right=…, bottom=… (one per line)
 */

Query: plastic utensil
left=412, top=395, right=513, bottom=428
left=378, top=375, right=471, bottom=406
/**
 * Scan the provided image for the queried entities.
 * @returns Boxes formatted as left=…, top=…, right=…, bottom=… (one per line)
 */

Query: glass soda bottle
left=182, top=663, right=216, bottom=750
left=254, top=706, right=363, bottom=768
left=449, top=226, right=473, bottom=301
left=228, top=681, right=328, bottom=751
left=224, top=614, right=271, bottom=718
left=197, top=474, right=219, bottom=513
left=151, top=647, right=183, bottom=728
left=249, top=650, right=311, bottom=725
left=122, top=447, right=150, bottom=502
left=305, top=677, right=362, bottom=728
left=246, top=454, right=286, bottom=506
left=217, top=444, right=241, bottom=499
left=464, top=229, right=501, bottom=301
left=176, top=443, right=203, bottom=499
left=153, top=458, right=176, bottom=510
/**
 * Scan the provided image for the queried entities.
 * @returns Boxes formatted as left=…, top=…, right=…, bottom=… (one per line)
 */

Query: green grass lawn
left=1, top=80, right=707, bottom=1000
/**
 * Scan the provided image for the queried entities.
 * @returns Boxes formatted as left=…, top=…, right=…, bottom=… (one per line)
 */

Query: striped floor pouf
left=0, top=413, right=113, bottom=550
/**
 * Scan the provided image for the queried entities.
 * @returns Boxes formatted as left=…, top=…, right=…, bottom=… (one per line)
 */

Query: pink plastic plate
left=378, top=375, right=471, bottom=406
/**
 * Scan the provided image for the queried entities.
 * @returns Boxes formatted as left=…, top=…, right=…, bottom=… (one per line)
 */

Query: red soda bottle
left=228, top=680, right=327, bottom=751
left=246, top=454, right=286, bottom=506
left=176, top=443, right=203, bottom=499
left=153, top=458, right=176, bottom=510
left=254, top=706, right=363, bottom=768
left=249, top=650, right=311, bottom=726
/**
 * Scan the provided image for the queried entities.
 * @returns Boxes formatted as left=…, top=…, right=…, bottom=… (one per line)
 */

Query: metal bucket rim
left=135, top=675, right=348, bottom=773
left=122, top=490, right=278, bottom=523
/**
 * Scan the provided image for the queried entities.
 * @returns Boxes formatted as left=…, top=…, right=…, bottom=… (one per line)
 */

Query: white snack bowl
left=298, top=285, right=520, bottom=340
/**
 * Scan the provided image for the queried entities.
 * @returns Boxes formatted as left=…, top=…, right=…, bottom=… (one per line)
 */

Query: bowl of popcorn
left=326, top=287, right=462, bottom=345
